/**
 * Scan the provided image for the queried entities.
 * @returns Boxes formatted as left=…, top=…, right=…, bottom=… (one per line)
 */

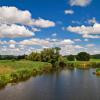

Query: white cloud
left=83, top=34, right=100, bottom=39
left=0, top=38, right=100, bottom=55
left=67, top=23, right=100, bottom=38
left=0, top=6, right=33, bottom=25
left=74, top=39, right=81, bottom=42
left=0, top=24, right=34, bottom=38
left=65, top=10, right=74, bottom=14
left=60, top=39, right=74, bottom=45
left=32, top=18, right=55, bottom=28
left=86, top=44, right=95, bottom=47
left=75, top=45, right=83, bottom=49
left=8, top=40, right=17, bottom=44
left=69, top=0, right=92, bottom=7
left=19, top=38, right=50, bottom=46
left=32, top=27, right=41, bottom=32
left=9, top=44, right=15, bottom=49
left=0, top=6, right=55, bottom=28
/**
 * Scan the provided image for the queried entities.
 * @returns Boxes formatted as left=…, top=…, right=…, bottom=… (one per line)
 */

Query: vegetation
left=96, top=68, right=100, bottom=76
left=76, top=52, right=90, bottom=61
left=0, top=49, right=100, bottom=88
left=26, top=47, right=61, bottom=67
left=91, top=54, right=100, bottom=59
left=67, top=55, right=75, bottom=61
left=0, top=60, right=52, bottom=88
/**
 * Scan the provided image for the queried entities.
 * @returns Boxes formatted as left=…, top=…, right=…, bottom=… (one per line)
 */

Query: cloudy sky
left=0, top=0, right=100, bottom=55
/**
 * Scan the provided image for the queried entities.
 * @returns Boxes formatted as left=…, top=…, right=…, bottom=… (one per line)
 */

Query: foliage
left=26, top=52, right=41, bottom=61
left=26, top=47, right=61, bottom=67
left=76, top=52, right=90, bottom=61
left=0, top=60, right=52, bottom=88
left=67, top=55, right=75, bottom=61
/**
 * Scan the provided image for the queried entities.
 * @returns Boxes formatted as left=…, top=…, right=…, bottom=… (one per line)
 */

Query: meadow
left=0, top=60, right=52, bottom=88
left=0, top=59, right=100, bottom=89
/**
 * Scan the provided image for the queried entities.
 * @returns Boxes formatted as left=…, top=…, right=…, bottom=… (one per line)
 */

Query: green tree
left=26, top=52, right=41, bottom=61
left=76, top=52, right=90, bottom=61
left=67, top=55, right=75, bottom=61
left=41, top=47, right=61, bottom=67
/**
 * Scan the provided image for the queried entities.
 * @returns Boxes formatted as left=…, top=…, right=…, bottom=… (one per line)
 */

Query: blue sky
left=0, top=0, right=100, bottom=55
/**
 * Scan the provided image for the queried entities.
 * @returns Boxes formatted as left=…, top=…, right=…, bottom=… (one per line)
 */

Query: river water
left=0, top=69, right=100, bottom=100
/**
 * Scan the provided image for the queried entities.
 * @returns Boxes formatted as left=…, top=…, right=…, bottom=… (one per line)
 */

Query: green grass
left=90, top=59, right=100, bottom=62
left=96, top=68, right=100, bottom=76
left=64, top=59, right=100, bottom=69
left=0, top=60, right=52, bottom=88
left=0, top=60, right=51, bottom=71
left=96, top=68, right=100, bottom=72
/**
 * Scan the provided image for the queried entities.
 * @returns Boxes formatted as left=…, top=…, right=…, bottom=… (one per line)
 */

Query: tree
left=26, top=52, right=41, bottom=61
left=67, top=55, right=75, bottom=61
left=76, top=52, right=90, bottom=61
left=41, top=47, right=61, bottom=67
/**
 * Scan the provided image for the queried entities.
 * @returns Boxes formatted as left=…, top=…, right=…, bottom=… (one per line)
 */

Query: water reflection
left=0, top=69, right=100, bottom=100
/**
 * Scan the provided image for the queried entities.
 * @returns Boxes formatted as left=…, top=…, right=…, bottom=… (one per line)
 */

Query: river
left=0, top=69, right=100, bottom=100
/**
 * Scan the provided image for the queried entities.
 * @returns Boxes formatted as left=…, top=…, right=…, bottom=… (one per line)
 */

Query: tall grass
left=0, top=60, right=52, bottom=88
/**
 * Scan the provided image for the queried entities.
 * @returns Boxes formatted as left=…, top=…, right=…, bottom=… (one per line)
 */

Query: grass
left=64, top=59, right=100, bottom=69
left=96, top=68, right=100, bottom=76
left=0, top=60, right=52, bottom=88
left=0, top=59, right=100, bottom=88
left=90, top=59, right=100, bottom=62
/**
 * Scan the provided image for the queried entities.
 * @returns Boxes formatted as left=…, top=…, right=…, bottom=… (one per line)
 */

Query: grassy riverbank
left=0, top=60, right=52, bottom=88
left=0, top=59, right=100, bottom=88
left=96, top=68, right=100, bottom=76
left=64, top=59, right=100, bottom=69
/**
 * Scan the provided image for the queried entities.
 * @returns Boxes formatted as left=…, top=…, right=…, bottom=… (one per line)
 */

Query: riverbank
left=96, top=68, right=100, bottom=76
left=0, top=60, right=52, bottom=88
left=65, top=60, right=100, bottom=69
left=0, top=59, right=100, bottom=89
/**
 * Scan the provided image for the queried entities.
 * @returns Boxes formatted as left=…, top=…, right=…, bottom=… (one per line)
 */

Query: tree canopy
left=76, top=52, right=90, bottom=61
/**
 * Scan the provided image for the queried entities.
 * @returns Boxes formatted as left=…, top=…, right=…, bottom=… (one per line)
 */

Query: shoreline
left=0, top=60, right=100, bottom=89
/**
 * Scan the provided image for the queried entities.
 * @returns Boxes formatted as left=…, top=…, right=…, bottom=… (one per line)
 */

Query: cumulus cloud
left=0, top=6, right=33, bottom=25
left=8, top=40, right=16, bottom=44
left=9, top=44, right=15, bottom=49
left=0, top=6, right=55, bottom=28
left=0, top=38, right=99, bottom=55
left=60, top=39, right=74, bottom=46
left=65, top=10, right=74, bottom=15
left=0, top=24, right=34, bottom=38
left=32, top=18, right=55, bottom=28
left=69, top=0, right=92, bottom=7
left=32, top=27, right=41, bottom=32
left=86, top=44, right=95, bottom=47
left=19, top=38, right=50, bottom=46
left=67, top=23, right=100, bottom=38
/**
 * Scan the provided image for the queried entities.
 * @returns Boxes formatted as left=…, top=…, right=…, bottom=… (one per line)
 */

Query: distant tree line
left=91, top=54, right=100, bottom=59
left=0, top=55, right=26, bottom=60
left=66, top=52, right=90, bottom=61
left=0, top=48, right=99, bottom=66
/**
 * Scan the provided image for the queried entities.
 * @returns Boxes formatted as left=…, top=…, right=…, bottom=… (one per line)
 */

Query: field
left=0, top=60, right=52, bottom=88
left=0, top=60, right=51, bottom=75
left=0, top=59, right=100, bottom=88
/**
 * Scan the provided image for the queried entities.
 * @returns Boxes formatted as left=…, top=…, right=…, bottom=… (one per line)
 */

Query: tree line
left=0, top=55, right=26, bottom=60
left=66, top=52, right=90, bottom=61
left=0, top=48, right=95, bottom=67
